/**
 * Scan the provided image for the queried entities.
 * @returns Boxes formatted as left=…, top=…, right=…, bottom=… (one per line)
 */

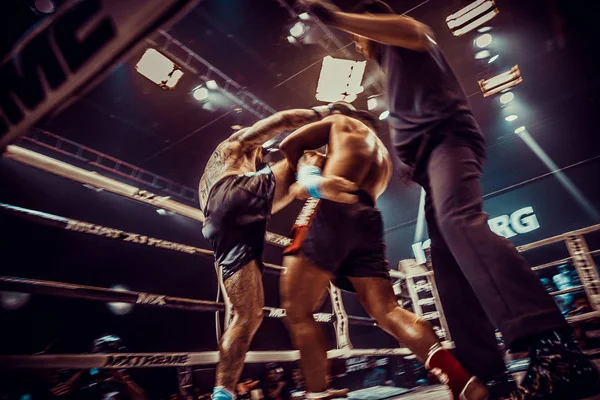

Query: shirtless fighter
left=199, top=104, right=359, bottom=400
left=279, top=110, right=489, bottom=400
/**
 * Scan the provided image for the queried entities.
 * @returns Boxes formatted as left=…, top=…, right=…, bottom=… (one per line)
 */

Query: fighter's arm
left=299, top=0, right=433, bottom=51
left=335, top=13, right=433, bottom=51
left=278, top=118, right=335, bottom=172
left=229, top=107, right=330, bottom=152
left=281, top=119, right=359, bottom=204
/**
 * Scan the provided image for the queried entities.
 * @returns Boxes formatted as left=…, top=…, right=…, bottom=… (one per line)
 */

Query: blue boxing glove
left=297, top=165, right=324, bottom=198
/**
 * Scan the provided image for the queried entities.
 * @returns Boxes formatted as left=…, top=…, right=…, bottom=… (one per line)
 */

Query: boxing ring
left=1, top=140, right=599, bottom=372
left=1, top=2, right=595, bottom=398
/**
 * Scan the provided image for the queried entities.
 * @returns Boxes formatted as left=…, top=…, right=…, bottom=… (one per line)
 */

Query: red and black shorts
left=283, top=190, right=390, bottom=292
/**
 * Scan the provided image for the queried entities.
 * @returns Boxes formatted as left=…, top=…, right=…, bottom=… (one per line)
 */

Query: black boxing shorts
left=283, top=190, right=390, bottom=292
left=202, top=166, right=275, bottom=281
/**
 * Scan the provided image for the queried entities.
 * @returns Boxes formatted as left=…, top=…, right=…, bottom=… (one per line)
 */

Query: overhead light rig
left=146, top=30, right=276, bottom=120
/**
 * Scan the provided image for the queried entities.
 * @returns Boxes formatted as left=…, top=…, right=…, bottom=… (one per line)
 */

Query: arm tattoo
left=199, top=109, right=321, bottom=209
left=233, top=109, right=322, bottom=151
left=199, top=142, right=241, bottom=210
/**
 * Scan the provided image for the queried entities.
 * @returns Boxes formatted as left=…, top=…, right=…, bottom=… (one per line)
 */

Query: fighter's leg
left=349, top=276, right=488, bottom=400
left=348, top=276, right=438, bottom=361
left=281, top=253, right=333, bottom=393
left=215, top=260, right=264, bottom=395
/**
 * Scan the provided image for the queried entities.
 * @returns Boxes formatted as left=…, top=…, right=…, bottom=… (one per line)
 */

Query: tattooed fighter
left=199, top=104, right=359, bottom=400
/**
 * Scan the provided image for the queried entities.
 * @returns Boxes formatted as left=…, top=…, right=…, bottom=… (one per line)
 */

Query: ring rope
left=0, top=201, right=402, bottom=278
left=0, top=202, right=284, bottom=272
left=0, top=276, right=376, bottom=327
left=2, top=145, right=292, bottom=248
left=0, top=348, right=416, bottom=370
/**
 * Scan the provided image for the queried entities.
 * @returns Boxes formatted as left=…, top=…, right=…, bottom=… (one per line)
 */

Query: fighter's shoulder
left=324, top=114, right=361, bottom=130
left=215, top=135, right=243, bottom=155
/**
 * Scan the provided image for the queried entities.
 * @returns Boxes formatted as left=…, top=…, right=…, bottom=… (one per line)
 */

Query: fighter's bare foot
left=458, top=377, right=489, bottom=400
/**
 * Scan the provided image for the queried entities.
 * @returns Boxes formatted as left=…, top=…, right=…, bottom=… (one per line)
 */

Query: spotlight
left=206, top=80, right=218, bottom=90
left=1, top=291, right=31, bottom=310
left=287, top=36, right=297, bottom=44
left=515, top=126, right=526, bottom=134
left=136, top=49, right=184, bottom=89
left=290, top=22, right=307, bottom=39
left=299, top=12, right=310, bottom=20
left=499, top=92, right=514, bottom=104
left=478, top=26, right=492, bottom=33
left=475, top=50, right=491, bottom=60
left=475, top=33, right=493, bottom=48
left=32, top=0, right=55, bottom=14
left=446, top=0, right=499, bottom=37
left=478, top=65, right=523, bottom=97
left=379, top=111, right=390, bottom=120
left=345, top=94, right=358, bottom=103
left=192, top=86, right=209, bottom=101
left=505, top=115, right=518, bottom=122
left=367, top=97, right=379, bottom=111
left=316, top=56, right=366, bottom=103
left=107, top=285, right=134, bottom=315
left=488, top=54, right=499, bottom=63
left=165, top=70, right=183, bottom=89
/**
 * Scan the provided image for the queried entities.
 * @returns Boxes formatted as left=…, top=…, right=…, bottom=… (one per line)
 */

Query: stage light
left=478, top=65, right=523, bottom=97
left=33, top=0, right=55, bottom=14
left=107, top=285, right=134, bottom=315
left=165, top=70, right=183, bottom=89
left=290, top=22, right=307, bottom=39
left=500, top=92, right=514, bottom=104
left=488, top=54, right=499, bottom=63
left=206, top=80, right=218, bottom=90
left=475, top=50, right=491, bottom=59
left=1, top=291, right=30, bottom=310
left=316, top=56, right=366, bottom=103
left=345, top=94, right=358, bottom=103
left=136, top=49, right=183, bottom=89
left=192, top=86, right=209, bottom=101
left=478, top=26, right=492, bottom=33
left=517, top=130, right=599, bottom=219
left=379, top=111, right=390, bottom=120
left=299, top=12, right=310, bottom=20
left=287, top=36, right=297, bottom=44
left=446, top=0, right=499, bottom=37
left=367, top=97, right=379, bottom=111
left=505, top=115, right=518, bottom=122
left=475, top=33, right=493, bottom=48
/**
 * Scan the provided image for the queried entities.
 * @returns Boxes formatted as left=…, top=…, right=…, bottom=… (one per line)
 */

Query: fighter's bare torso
left=322, top=115, right=392, bottom=202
